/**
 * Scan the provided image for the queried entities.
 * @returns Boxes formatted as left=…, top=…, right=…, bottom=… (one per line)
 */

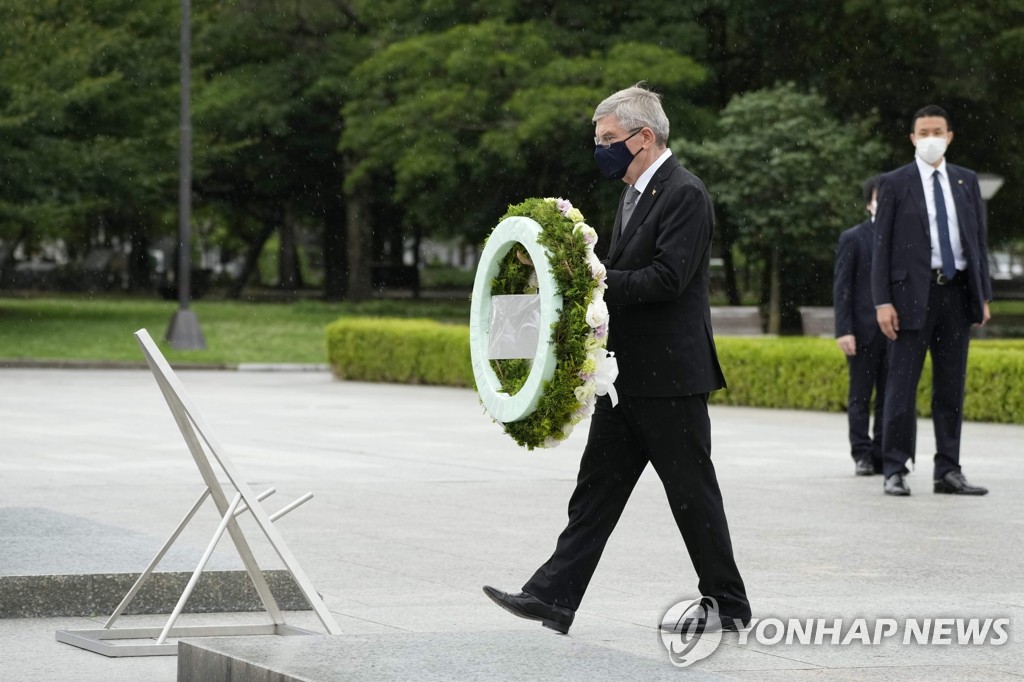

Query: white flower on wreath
left=554, top=198, right=573, bottom=217
left=571, top=396, right=596, bottom=423
left=589, top=256, right=607, bottom=285
left=567, top=207, right=585, bottom=224
left=579, top=353, right=598, bottom=381
left=586, top=296, right=610, bottom=328
left=574, top=223, right=598, bottom=246
left=574, top=380, right=597, bottom=404
left=584, top=334, right=604, bottom=351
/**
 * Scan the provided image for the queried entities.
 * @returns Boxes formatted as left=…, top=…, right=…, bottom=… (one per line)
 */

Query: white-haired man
left=484, top=83, right=750, bottom=634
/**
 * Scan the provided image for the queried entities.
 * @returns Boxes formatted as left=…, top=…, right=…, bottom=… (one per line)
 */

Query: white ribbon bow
left=594, top=350, right=619, bottom=407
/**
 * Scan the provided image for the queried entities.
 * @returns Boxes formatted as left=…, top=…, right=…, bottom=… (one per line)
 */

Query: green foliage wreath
left=484, top=197, right=614, bottom=450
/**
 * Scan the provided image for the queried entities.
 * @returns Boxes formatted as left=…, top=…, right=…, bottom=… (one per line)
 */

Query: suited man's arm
left=833, top=230, right=857, bottom=355
left=871, top=179, right=895, bottom=308
left=969, top=174, right=994, bottom=303
left=603, top=184, right=709, bottom=305
left=871, top=177, right=899, bottom=340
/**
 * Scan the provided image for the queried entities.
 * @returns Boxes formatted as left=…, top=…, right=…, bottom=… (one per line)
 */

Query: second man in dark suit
left=834, top=175, right=887, bottom=476
left=872, top=105, right=992, bottom=497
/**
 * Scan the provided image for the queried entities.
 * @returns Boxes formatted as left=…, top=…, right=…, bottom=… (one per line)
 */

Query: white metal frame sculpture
left=55, top=329, right=341, bottom=657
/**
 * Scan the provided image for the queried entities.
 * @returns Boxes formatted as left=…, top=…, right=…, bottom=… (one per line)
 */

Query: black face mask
left=594, top=129, right=641, bottom=180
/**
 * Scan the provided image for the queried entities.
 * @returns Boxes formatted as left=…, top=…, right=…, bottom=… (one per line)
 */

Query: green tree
left=683, top=83, right=884, bottom=333
left=827, top=0, right=1024, bottom=248
left=191, top=0, right=369, bottom=298
left=689, top=0, right=1024, bottom=247
left=0, top=0, right=179, bottom=288
left=338, top=17, right=707, bottom=300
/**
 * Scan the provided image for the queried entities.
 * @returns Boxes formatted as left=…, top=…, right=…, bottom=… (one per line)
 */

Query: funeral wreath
left=470, top=197, right=617, bottom=449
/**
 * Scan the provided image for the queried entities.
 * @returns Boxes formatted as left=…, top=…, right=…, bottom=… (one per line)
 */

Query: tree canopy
left=683, top=83, right=885, bottom=332
left=1, top=0, right=1022, bottom=306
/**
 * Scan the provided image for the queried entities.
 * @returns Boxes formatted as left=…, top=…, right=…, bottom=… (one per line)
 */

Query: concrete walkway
left=0, top=367, right=1021, bottom=680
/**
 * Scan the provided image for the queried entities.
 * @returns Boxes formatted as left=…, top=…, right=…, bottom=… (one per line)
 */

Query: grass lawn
left=991, top=299, right=1024, bottom=315
left=1, top=294, right=1021, bottom=366
left=0, top=295, right=470, bottom=365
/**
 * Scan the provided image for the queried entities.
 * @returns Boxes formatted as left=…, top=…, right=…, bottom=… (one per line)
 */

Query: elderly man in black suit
left=483, top=83, right=750, bottom=634
left=834, top=175, right=888, bottom=476
left=872, top=105, right=992, bottom=497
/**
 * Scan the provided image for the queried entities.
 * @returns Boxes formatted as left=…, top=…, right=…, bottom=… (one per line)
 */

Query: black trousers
left=881, top=276, right=971, bottom=479
left=522, top=392, right=750, bottom=620
left=847, top=333, right=888, bottom=466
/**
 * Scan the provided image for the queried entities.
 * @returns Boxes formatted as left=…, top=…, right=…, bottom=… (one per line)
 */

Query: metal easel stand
left=55, top=329, right=341, bottom=657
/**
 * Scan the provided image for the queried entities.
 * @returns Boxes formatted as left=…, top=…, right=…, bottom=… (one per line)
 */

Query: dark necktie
left=621, top=186, right=641, bottom=229
left=933, top=171, right=956, bottom=280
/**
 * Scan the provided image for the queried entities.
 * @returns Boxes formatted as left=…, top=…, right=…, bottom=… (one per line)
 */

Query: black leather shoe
left=660, top=611, right=749, bottom=634
left=855, top=458, right=875, bottom=476
left=884, top=473, right=910, bottom=496
left=482, top=586, right=574, bottom=634
left=934, top=471, right=988, bottom=495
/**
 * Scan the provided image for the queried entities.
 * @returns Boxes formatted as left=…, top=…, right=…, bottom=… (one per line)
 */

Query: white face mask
left=915, top=136, right=947, bottom=165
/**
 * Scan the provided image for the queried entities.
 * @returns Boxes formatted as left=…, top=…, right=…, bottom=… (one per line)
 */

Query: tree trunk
left=411, top=224, right=422, bottom=299
left=344, top=157, right=372, bottom=302
left=768, top=247, right=782, bottom=335
left=0, top=226, right=29, bottom=285
left=127, top=229, right=152, bottom=292
left=277, top=214, right=303, bottom=291
left=322, top=195, right=347, bottom=300
left=228, top=219, right=276, bottom=299
left=714, top=208, right=741, bottom=305
left=722, top=244, right=741, bottom=305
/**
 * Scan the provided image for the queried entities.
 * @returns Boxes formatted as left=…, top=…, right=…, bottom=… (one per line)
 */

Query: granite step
left=176, top=632, right=726, bottom=682
left=0, top=506, right=310, bottom=618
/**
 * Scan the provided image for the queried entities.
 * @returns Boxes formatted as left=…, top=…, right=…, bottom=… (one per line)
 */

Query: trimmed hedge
left=711, top=337, right=1024, bottom=424
left=962, top=342, right=1024, bottom=423
left=711, top=338, right=848, bottom=411
left=325, top=317, right=472, bottom=386
left=325, top=318, right=1024, bottom=424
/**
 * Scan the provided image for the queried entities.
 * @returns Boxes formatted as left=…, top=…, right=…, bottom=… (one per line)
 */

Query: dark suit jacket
left=833, top=219, right=881, bottom=343
left=602, top=155, right=726, bottom=397
left=871, top=161, right=992, bottom=329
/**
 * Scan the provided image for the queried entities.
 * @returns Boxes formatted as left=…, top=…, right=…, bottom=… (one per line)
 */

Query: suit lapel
left=608, top=157, right=679, bottom=264
left=905, top=164, right=929, bottom=239
left=946, top=166, right=974, bottom=253
left=608, top=187, right=628, bottom=255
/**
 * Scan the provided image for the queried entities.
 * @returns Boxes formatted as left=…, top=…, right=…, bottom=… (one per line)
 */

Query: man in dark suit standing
left=834, top=176, right=887, bottom=476
left=872, top=105, right=992, bottom=497
left=483, top=84, right=750, bottom=634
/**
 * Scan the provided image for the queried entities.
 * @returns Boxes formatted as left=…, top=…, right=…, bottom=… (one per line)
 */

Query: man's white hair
left=593, top=82, right=670, bottom=146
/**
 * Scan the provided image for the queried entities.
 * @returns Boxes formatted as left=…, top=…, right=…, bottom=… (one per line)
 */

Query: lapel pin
left=958, top=179, right=964, bottom=184
left=651, top=189, right=657, bottom=196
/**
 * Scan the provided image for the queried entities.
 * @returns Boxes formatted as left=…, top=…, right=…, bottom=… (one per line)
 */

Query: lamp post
left=165, top=0, right=205, bottom=349
left=977, top=172, right=1004, bottom=232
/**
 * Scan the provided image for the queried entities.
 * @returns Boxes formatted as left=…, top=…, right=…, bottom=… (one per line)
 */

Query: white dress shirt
left=632, top=148, right=674, bottom=197
left=915, top=156, right=967, bottom=271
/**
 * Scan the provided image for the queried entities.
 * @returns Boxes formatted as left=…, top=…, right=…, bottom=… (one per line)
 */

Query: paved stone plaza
left=0, top=367, right=1021, bottom=680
